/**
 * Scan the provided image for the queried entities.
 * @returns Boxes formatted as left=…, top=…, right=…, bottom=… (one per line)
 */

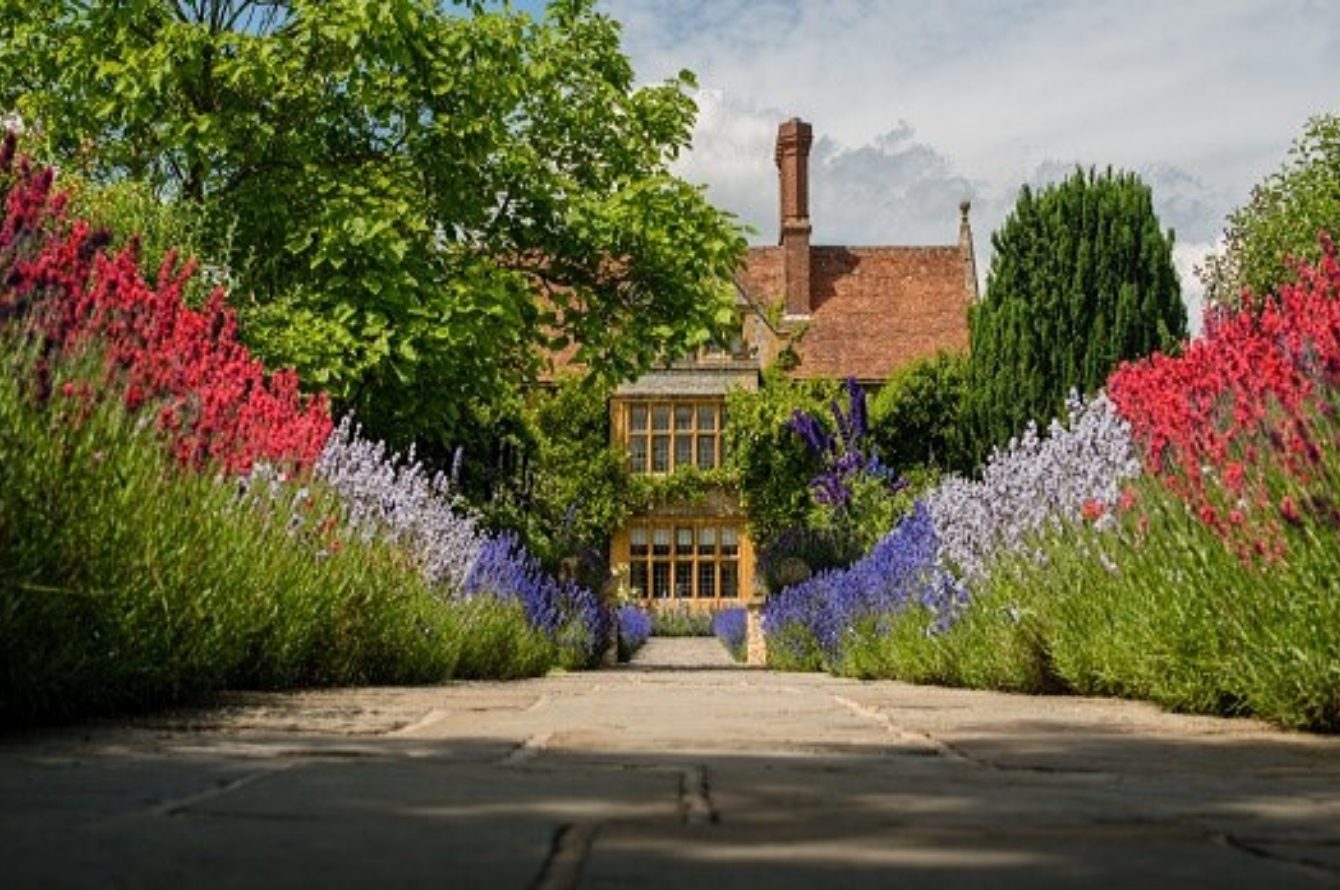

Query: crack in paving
left=148, top=762, right=300, bottom=818
left=1217, top=832, right=1340, bottom=880
left=831, top=694, right=982, bottom=766
left=501, top=731, right=553, bottom=766
left=531, top=822, right=599, bottom=890
left=678, top=764, right=717, bottom=825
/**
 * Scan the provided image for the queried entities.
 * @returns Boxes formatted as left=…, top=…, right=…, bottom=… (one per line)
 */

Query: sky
left=517, top=0, right=1340, bottom=326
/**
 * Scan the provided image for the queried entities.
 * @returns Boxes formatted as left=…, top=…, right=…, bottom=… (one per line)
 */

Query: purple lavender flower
left=925, top=392, right=1140, bottom=584
left=315, top=417, right=611, bottom=664
left=763, top=501, right=965, bottom=664
left=617, top=606, right=652, bottom=658
left=711, top=607, right=748, bottom=661
left=787, top=408, right=832, bottom=456
left=766, top=392, right=1138, bottom=670
left=464, top=531, right=611, bottom=666
left=316, top=417, right=482, bottom=592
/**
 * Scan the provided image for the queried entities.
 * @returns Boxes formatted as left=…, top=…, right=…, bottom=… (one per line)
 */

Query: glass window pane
left=697, top=562, right=716, bottom=598
left=697, top=526, right=716, bottom=556
left=630, top=527, right=649, bottom=557
left=652, top=405, right=670, bottom=431
left=697, top=405, right=716, bottom=431
left=630, top=562, right=648, bottom=598
left=629, top=436, right=648, bottom=474
left=674, top=405, right=693, bottom=431
left=675, top=527, right=694, bottom=555
left=675, top=434, right=692, bottom=468
left=652, top=561, right=671, bottom=598
left=652, top=527, right=671, bottom=557
left=696, top=435, right=716, bottom=469
left=721, top=526, right=739, bottom=557
left=720, top=561, right=739, bottom=598
left=652, top=436, right=670, bottom=472
left=675, top=563, right=693, bottom=598
left=630, top=404, right=648, bottom=431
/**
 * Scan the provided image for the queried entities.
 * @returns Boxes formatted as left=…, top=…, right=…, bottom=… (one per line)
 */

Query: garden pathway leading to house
left=3, top=637, right=1339, bottom=888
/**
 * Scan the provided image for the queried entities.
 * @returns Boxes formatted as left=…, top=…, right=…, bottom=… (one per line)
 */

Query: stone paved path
left=4, top=637, right=1340, bottom=888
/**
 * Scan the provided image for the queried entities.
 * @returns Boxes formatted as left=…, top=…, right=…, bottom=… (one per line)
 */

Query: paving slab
left=2, top=636, right=1338, bottom=888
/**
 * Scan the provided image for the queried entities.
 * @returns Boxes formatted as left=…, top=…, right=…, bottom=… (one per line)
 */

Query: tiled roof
left=738, top=244, right=971, bottom=382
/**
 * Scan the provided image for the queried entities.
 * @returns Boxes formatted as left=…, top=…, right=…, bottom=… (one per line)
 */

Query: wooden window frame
left=621, top=398, right=726, bottom=476
left=624, top=518, right=743, bottom=603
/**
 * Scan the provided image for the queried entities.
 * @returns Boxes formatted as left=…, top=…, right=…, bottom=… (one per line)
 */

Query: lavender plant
left=616, top=605, right=652, bottom=661
left=316, top=417, right=611, bottom=666
left=464, top=532, right=611, bottom=668
left=765, top=391, right=1136, bottom=671
left=925, top=392, right=1140, bottom=584
left=316, top=417, right=482, bottom=592
left=711, top=607, right=748, bottom=662
left=763, top=502, right=965, bottom=667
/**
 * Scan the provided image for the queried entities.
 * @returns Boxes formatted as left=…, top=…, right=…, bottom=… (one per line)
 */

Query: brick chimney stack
left=775, top=118, right=813, bottom=317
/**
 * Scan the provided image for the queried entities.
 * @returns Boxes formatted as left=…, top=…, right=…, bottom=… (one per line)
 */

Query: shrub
left=616, top=606, right=652, bottom=662
left=463, top=532, right=610, bottom=669
left=870, top=351, right=972, bottom=475
left=0, top=137, right=332, bottom=475
left=649, top=603, right=714, bottom=637
left=925, top=392, right=1142, bottom=585
left=763, top=502, right=964, bottom=670
left=0, top=340, right=552, bottom=724
left=1201, top=114, right=1340, bottom=307
left=711, top=607, right=747, bottom=662
left=316, top=416, right=482, bottom=593
left=725, top=370, right=837, bottom=548
left=1110, top=235, right=1340, bottom=559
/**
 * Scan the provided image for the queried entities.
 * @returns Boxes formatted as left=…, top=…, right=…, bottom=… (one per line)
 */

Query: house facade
left=609, top=117, right=978, bottom=610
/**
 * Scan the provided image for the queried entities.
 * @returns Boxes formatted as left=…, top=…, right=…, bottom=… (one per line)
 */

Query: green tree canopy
left=0, top=0, right=746, bottom=446
left=869, top=350, right=970, bottom=475
left=1200, top=113, right=1340, bottom=307
left=966, top=167, right=1186, bottom=460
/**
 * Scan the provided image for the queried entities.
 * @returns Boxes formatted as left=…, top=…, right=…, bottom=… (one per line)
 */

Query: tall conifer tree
left=966, top=167, right=1185, bottom=461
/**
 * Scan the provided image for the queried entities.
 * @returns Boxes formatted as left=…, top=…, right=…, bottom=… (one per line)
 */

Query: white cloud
left=607, top=0, right=1339, bottom=311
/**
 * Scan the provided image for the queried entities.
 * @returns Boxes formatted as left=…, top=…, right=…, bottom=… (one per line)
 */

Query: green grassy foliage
left=835, top=466, right=1340, bottom=731
left=649, top=603, right=714, bottom=637
left=0, top=343, right=555, bottom=725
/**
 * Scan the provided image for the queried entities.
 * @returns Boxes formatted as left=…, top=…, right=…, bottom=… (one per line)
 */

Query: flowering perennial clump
left=464, top=532, right=610, bottom=665
left=711, top=607, right=747, bottom=661
left=788, top=376, right=903, bottom=506
left=925, top=392, right=1142, bottom=583
left=763, top=502, right=964, bottom=664
left=1, top=137, right=331, bottom=473
left=1109, top=236, right=1340, bottom=552
left=765, top=392, right=1139, bottom=665
left=617, top=606, right=652, bottom=657
left=316, top=417, right=482, bottom=592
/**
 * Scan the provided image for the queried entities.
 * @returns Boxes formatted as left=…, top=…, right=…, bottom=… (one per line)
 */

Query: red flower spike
left=1, top=158, right=333, bottom=474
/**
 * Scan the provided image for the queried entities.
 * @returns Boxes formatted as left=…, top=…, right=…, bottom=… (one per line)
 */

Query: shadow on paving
left=2, top=714, right=1338, bottom=889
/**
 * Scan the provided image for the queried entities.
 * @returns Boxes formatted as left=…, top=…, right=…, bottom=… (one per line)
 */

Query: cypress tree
left=966, top=167, right=1186, bottom=461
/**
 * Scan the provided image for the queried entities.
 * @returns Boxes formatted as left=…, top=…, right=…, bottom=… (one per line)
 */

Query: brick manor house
left=572, top=118, right=978, bottom=610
